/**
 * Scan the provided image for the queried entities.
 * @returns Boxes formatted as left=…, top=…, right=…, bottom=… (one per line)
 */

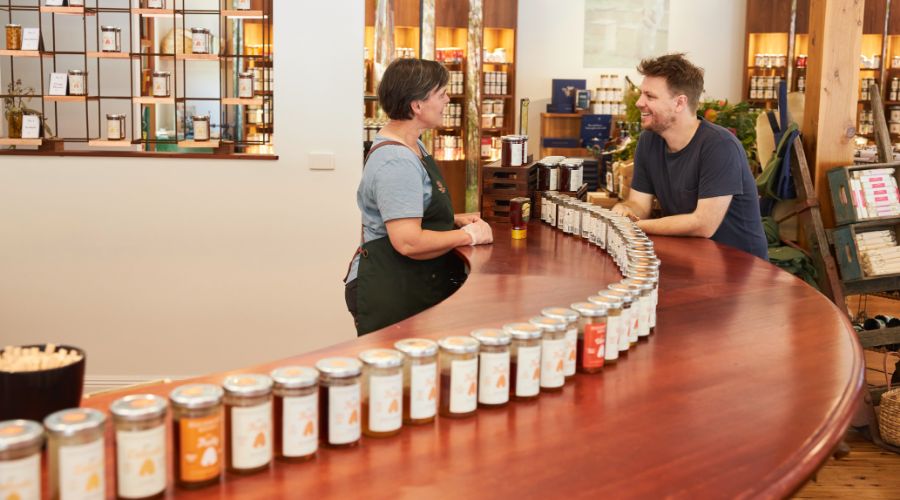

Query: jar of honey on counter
left=502, top=323, right=543, bottom=400
left=169, top=384, right=223, bottom=489
left=437, top=336, right=480, bottom=418
left=394, top=339, right=438, bottom=425
left=528, top=316, right=568, bottom=391
left=587, top=294, right=624, bottom=364
left=470, top=329, right=511, bottom=408
left=540, top=307, right=579, bottom=378
left=570, top=302, right=608, bottom=374
left=271, top=366, right=319, bottom=462
left=0, top=419, right=44, bottom=500
left=509, top=197, right=531, bottom=240
left=110, top=394, right=168, bottom=499
left=223, top=374, right=273, bottom=475
left=358, top=349, right=404, bottom=438
left=315, top=357, right=362, bottom=448
left=44, top=408, right=107, bottom=499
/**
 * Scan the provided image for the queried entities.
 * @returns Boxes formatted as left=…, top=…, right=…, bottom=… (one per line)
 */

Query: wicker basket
left=880, top=387, right=900, bottom=447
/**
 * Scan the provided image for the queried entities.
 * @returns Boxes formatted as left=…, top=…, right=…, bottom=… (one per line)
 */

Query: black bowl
left=0, top=344, right=86, bottom=421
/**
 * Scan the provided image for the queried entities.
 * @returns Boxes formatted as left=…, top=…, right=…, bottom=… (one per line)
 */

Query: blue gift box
left=581, top=114, right=612, bottom=148
left=550, top=79, right=586, bottom=114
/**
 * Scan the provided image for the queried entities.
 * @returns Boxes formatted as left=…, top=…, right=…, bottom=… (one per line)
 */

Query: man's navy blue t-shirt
left=631, top=119, right=769, bottom=260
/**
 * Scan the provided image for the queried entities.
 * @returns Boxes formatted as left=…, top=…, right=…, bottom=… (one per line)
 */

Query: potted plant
left=3, top=79, right=49, bottom=140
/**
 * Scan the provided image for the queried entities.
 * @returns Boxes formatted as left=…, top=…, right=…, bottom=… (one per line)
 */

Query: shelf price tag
left=21, top=28, right=40, bottom=51
left=48, top=73, right=67, bottom=96
left=21, top=115, right=41, bottom=139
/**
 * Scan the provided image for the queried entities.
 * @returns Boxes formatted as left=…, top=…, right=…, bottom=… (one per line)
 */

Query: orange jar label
left=582, top=323, right=606, bottom=369
left=179, top=414, right=222, bottom=482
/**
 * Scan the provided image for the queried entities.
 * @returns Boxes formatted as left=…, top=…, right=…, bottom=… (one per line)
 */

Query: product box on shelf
left=580, top=114, right=612, bottom=150
left=828, top=163, right=900, bottom=225
left=832, top=220, right=900, bottom=282
left=548, top=79, right=586, bottom=113
left=542, top=137, right=581, bottom=148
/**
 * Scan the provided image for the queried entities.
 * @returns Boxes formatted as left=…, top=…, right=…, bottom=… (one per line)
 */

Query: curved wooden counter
left=77, top=222, right=864, bottom=498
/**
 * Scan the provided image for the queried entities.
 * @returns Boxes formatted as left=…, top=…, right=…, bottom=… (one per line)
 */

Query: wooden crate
left=833, top=220, right=900, bottom=282
left=827, top=162, right=900, bottom=226
left=481, top=159, right=537, bottom=194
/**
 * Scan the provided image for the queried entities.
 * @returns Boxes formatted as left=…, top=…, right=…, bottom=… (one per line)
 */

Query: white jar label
left=148, top=0, right=163, bottom=7
left=514, top=345, right=541, bottom=397
left=230, top=401, right=272, bottom=470
left=328, top=383, right=360, bottom=445
left=281, top=394, right=318, bottom=457
left=107, top=119, right=121, bottom=140
left=409, top=362, right=437, bottom=420
left=508, top=143, right=523, bottom=166
left=236, top=0, right=251, bottom=9
left=637, top=297, right=651, bottom=337
left=115, top=425, right=166, bottom=499
left=650, top=288, right=658, bottom=328
left=449, top=358, right=478, bottom=414
left=563, top=328, right=577, bottom=376
left=191, top=34, right=208, bottom=54
left=101, top=32, right=117, bottom=51
left=59, top=439, right=105, bottom=500
left=368, top=373, right=402, bottom=432
left=478, top=351, right=510, bottom=405
left=549, top=168, right=558, bottom=191
left=618, top=308, right=632, bottom=352
left=605, top=314, right=621, bottom=361
left=194, top=121, right=209, bottom=141
left=628, top=305, right=639, bottom=343
left=0, top=453, right=40, bottom=500
left=540, top=338, right=566, bottom=388
left=68, top=76, right=84, bottom=96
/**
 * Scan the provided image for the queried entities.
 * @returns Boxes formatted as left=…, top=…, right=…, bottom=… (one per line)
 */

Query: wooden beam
left=801, top=0, right=864, bottom=228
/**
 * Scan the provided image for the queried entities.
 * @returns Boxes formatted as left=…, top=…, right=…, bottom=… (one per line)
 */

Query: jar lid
left=192, top=115, right=210, bottom=120
left=223, top=374, right=273, bottom=397
left=394, top=338, right=438, bottom=357
left=470, top=328, right=511, bottom=346
left=315, top=357, right=362, bottom=378
left=627, top=268, right=660, bottom=280
left=270, top=366, right=319, bottom=389
left=630, top=258, right=661, bottom=268
left=106, top=113, right=125, bottom=119
left=438, top=336, right=480, bottom=354
left=239, top=71, right=254, bottom=77
left=358, top=348, right=404, bottom=368
left=528, top=316, right=567, bottom=332
left=608, top=283, right=640, bottom=298
left=0, top=420, right=43, bottom=452
left=501, top=135, right=516, bottom=142
left=152, top=71, right=170, bottom=76
left=100, top=25, right=120, bottom=30
left=170, top=383, right=224, bottom=409
left=588, top=294, right=624, bottom=309
left=570, top=302, right=607, bottom=317
left=537, top=156, right=565, bottom=166
left=191, top=27, right=211, bottom=33
left=6, top=24, right=21, bottom=27
left=502, top=322, right=543, bottom=340
left=68, top=70, right=86, bottom=74
left=44, top=408, right=106, bottom=437
left=623, top=278, right=654, bottom=291
left=541, top=307, right=578, bottom=323
left=110, top=394, right=168, bottom=421
left=603, top=288, right=634, bottom=304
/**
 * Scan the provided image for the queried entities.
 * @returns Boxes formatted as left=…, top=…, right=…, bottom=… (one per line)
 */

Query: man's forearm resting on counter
left=614, top=193, right=732, bottom=239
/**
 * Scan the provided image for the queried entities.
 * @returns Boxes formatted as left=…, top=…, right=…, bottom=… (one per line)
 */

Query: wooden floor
left=792, top=294, right=900, bottom=499
left=794, top=430, right=900, bottom=498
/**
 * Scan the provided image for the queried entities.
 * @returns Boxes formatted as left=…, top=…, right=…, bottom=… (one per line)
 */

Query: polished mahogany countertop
left=77, top=221, right=864, bottom=499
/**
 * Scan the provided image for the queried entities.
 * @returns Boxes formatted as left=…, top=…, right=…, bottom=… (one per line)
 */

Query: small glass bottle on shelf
left=190, top=28, right=211, bottom=55
left=238, top=72, right=255, bottom=98
left=67, top=70, right=87, bottom=96
left=146, top=0, right=164, bottom=9
left=110, top=394, right=168, bottom=500
left=106, top=114, right=126, bottom=141
left=437, top=336, right=480, bottom=418
left=100, top=26, right=121, bottom=52
left=393, top=338, right=438, bottom=424
left=169, top=384, right=224, bottom=490
left=223, top=374, right=273, bottom=475
left=0, top=419, right=43, bottom=500
left=234, top=0, right=252, bottom=10
left=358, top=349, right=404, bottom=438
left=151, top=71, right=171, bottom=98
left=315, top=357, right=362, bottom=448
left=44, top=408, right=107, bottom=500
left=192, top=115, right=210, bottom=141
left=271, top=366, right=319, bottom=462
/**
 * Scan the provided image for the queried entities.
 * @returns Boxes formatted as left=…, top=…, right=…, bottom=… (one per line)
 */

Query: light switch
left=309, top=152, right=335, bottom=171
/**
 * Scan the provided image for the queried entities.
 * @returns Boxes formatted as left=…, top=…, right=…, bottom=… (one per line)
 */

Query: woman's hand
left=460, top=219, right=493, bottom=245
left=454, top=212, right=482, bottom=227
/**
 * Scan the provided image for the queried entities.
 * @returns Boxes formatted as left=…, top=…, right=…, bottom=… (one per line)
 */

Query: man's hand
left=612, top=203, right=641, bottom=221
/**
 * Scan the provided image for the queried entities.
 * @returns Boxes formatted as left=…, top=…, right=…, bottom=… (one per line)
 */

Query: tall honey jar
left=528, top=316, right=567, bottom=391
left=502, top=323, right=543, bottom=400
left=110, top=395, right=168, bottom=499
left=223, top=374, right=272, bottom=475
left=315, top=358, right=362, bottom=448
left=358, top=349, right=404, bottom=438
left=437, top=336, right=480, bottom=418
left=608, top=284, right=641, bottom=345
left=570, top=302, right=608, bottom=374
left=169, top=384, right=223, bottom=489
left=470, top=329, right=511, bottom=408
left=44, top=408, right=106, bottom=500
left=541, top=307, right=578, bottom=378
left=271, top=366, right=318, bottom=462
left=394, top=339, right=438, bottom=425
left=5, top=24, right=22, bottom=51
left=0, top=419, right=43, bottom=500
left=622, top=278, right=654, bottom=340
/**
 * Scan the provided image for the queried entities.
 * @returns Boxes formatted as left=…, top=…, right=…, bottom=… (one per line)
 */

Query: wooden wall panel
left=746, top=0, right=792, bottom=32
left=394, top=0, right=421, bottom=27
left=796, top=0, right=810, bottom=33
left=891, top=0, right=900, bottom=34
left=436, top=0, right=469, bottom=28
left=366, top=0, right=375, bottom=26
left=484, top=0, right=517, bottom=29
left=864, top=0, right=887, bottom=35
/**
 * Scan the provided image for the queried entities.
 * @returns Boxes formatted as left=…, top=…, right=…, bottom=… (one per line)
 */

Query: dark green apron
left=354, top=141, right=466, bottom=336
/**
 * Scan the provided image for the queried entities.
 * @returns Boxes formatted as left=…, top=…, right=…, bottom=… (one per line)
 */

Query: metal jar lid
left=608, top=283, right=640, bottom=298
left=44, top=408, right=106, bottom=437
left=588, top=294, right=624, bottom=309
left=470, top=328, right=512, bottom=346
left=628, top=271, right=660, bottom=283
left=528, top=316, right=567, bottom=333
left=170, top=383, right=224, bottom=410
left=541, top=307, right=578, bottom=323
left=106, top=113, right=125, bottom=119
left=630, top=258, right=661, bottom=269
left=358, top=348, right=404, bottom=369
left=438, top=336, right=480, bottom=354
left=603, top=289, right=634, bottom=305
left=502, top=322, right=543, bottom=340
left=191, top=27, right=211, bottom=34
left=239, top=71, right=254, bottom=78
left=192, top=115, right=210, bottom=121
left=100, top=25, right=120, bottom=31
left=223, top=374, right=273, bottom=397
left=623, top=278, right=654, bottom=291
left=271, top=366, right=319, bottom=389
left=537, top=156, right=565, bottom=166
left=6, top=24, right=21, bottom=28
left=0, top=420, right=44, bottom=452
left=110, top=394, right=168, bottom=422
left=67, top=69, right=86, bottom=75
left=315, top=357, right=362, bottom=378
left=152, top=71, right=170, bottom=77
left=570, top=302, right=607, bottom=317
left=394, top=338, right=438, bottom=358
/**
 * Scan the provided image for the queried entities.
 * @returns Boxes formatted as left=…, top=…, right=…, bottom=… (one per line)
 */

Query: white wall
left=517, top=0, right=747, bottom=153
left=0, top=2, right=364, bottom=380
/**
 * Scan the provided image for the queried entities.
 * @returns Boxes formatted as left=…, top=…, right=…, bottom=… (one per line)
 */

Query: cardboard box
left=587, top=191, right=619, bottom=208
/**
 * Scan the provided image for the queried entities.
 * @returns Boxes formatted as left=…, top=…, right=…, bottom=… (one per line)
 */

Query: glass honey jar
left=110, top=394, right=168, bottom=499
left=44, top=408, right=106, bottom=500
left=628, top=271, right=659, bottom=332
left=223, top=374, right=272, bottom=475
left=502, top=322, right=543, bottom=400
left=588, top=294, right=624, bottom=363
left=528, top=316, right=567, bottom=391
left=394, top=339, right=438, bottom=425
left=437, top=336, right=480, bottom=418
left=599, top=289, right=634, bottom=351
left=540, top=307, right=578, bottom=378
left=470, top=329, right=511, bottom=408
left=570, top=302, right=608, bottom=374
left=622, top=278, right=654, bottom=340
left=0, top=419, right=44, bottom=500
left=270, top=366, right=318, bottom=462
left=169, top=384, right=223, bottom=489
left=607, top=284, right=640, bottom=345
left=358, top=349, right=404, bottom=438
left=315, top=357, right=362, bottom=448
